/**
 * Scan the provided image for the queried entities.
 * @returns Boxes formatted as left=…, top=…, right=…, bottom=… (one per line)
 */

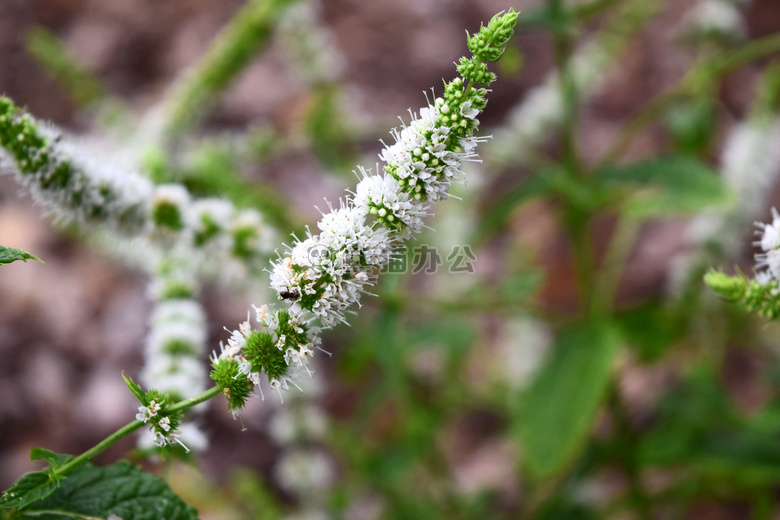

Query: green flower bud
left=704, top=270, right=747, bottom=300
left=210, top=358, right=253, bottom=413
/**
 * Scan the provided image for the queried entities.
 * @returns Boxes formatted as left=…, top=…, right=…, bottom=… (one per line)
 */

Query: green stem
left=596, top=31, right=780, bottom=169
left=463, top=56, right=483, bottom=99
left=52, top=421, right=145, bottom=478
left=159, top=0, right=297, bottom=142
left=568, top=211, right=602, bottom=317
left=166, top=384, right=222, bottom=414
left=52, top=385, right=222, bottom=478
left=609, top=382, right=653, bottom=520
left=597, top=215, right=642, bottom=313
left=571, top=0, right=622, bottom=20
left=26, top=27, right=107, bottom=109
left=550, top=1, right=602, bottom=317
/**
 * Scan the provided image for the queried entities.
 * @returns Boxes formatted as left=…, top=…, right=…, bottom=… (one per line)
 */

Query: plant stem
left=596, top=31, right=780, bottom=169
left=53, top=421, right=145, bottom=478
left=597, top=215, right=642, bottom=313
left=549, top=0, right=603, bottom=318
left=609, top=381, right=653, bottom=520
left=157, top=0, right=297, bottom=142
left=52, top=385, right=222, bottom=478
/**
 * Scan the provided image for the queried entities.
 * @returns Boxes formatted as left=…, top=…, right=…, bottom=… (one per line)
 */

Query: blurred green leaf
left=228, top=468, right=281, bottom=520
left=614, top=301, right=682, bottom=361
left=665, top=98, right=717, bottom=153
left=640, top=370, right=780, bottom=486
left=515, top=1, right=574, bottom=35
left=595, top=154, right=733, bottom=219
left=0, top=246, right=42, bottom=266
left=516, top=321, right=621, bottom=477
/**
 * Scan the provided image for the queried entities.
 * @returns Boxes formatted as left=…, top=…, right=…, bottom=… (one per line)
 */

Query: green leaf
left=665, top=98, right=717, bottom=153
left=0, top=471, right=60, bottom=510
left=595, top=155, right=733, bottom=219
left=29, top=448, right=70, bottom=469
left=0, top=246, right=42, bottom=266
left=614, top=302, right=682, bottom=361
left=13, top=461, right=197, bottom=519
left=515, top=321, right=621, bottom=477
left=123, top=372, right=147, bottom=404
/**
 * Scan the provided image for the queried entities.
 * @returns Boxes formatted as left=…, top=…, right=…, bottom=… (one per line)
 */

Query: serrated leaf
left=0, top=471, right=59, bottom=510
left=515, top=321, right=621, bottom=477
left=0, top=246, right=42, bottom=266
left=595, top=155, right=733, bottom=219
left=14, top=460, right=197, bottom=520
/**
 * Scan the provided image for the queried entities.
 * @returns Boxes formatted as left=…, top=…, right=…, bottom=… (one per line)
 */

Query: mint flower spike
left=137, top=254, right=210, bottom=454
left=215, top=11, right=519, bottom=407
left=0, top=97, right=276, bottom=282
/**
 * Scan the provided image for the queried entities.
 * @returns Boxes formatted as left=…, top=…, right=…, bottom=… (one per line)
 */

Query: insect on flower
left=279, top=289, right=301, bottom=301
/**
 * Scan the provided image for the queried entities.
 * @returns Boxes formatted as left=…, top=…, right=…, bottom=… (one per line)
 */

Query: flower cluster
left=142, top=298, right=207, bottom=400
left=210, top=10, right=519, bottom=412
left=0, top=97, right=276, bottom=281
left=211, top=304, right=324, bottom=410
left=124, top=372, right=190, bottom=452
left=755, top=208, right=780, bottom=282
left=136, top=254, right=211, bottom=453
left=379, top=90, right=485, bottom=203
left=135, top=399, right=186, bottom=451
left=275, top=448, right=336, bottom=502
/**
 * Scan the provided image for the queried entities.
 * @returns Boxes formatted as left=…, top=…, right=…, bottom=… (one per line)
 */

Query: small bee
left=279, top=289, right=300, bottom=301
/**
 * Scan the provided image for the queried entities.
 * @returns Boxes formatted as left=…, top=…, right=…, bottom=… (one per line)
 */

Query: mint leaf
left=0, top=246, right=43, bottom=266
left=0, top=471, right=60, bottom=510
left=514, top=321, right=622, bottom=477
left=13, top=461, right=197, bottom=519
left=29, top=448, right=71, bottom=469
left=595, top=155, right=733, bottom=219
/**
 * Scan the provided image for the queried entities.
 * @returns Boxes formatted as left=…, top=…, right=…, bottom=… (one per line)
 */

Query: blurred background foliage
left=3, top=0, right=780, bottom=518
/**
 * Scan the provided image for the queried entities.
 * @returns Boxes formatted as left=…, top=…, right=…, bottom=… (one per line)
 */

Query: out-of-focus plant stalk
left=598, top=31, right=780, bottom=169
left=25, top=27, right=107, bottom=109
left=157, top=0, right=298, bottom=143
